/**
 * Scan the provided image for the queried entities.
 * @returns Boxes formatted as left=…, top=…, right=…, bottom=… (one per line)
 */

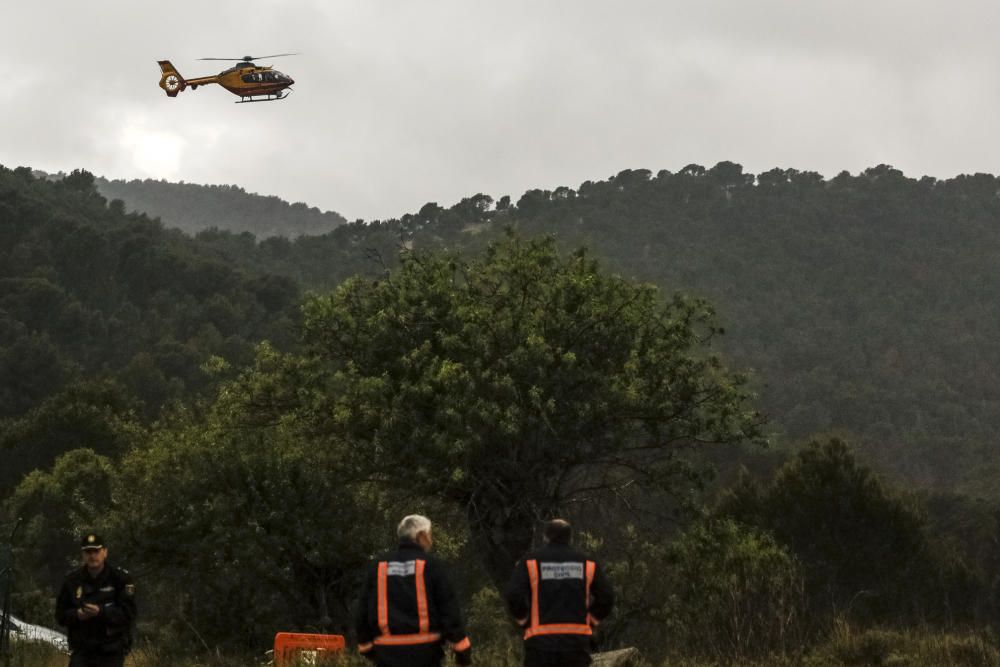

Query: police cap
left=80, top=533, right=105, bottom=550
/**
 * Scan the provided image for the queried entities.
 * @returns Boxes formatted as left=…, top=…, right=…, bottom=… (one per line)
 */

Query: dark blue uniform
left=55, top=564, right=136, bottom=667
left=505, top=543, right=614, bottom=667
left=355, top=538, right=472, bottom=667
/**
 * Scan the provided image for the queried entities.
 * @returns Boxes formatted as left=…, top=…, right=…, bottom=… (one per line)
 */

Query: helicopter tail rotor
left=157, top=60, right=187, bottom=97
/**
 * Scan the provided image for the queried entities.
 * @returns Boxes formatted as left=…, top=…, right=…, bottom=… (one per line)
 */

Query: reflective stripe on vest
left=585, top=559, right=596, bottom=627
left=415, top=559, right=430, bottom=633
left=523, top=559, right=596, bottom=640
left=377, top=561, right=390, bottom=636
left=373, top=633, right=442, bottom=646
left=374, top=558, right=442, bottom=646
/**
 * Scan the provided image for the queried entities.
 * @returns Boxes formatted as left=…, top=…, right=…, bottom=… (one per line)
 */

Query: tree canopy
left=260, top=234, right=765, bottom=585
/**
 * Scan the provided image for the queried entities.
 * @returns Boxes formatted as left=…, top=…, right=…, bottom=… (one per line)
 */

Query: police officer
left=356, top=515, right=472, bottom=667
left=55, top=534, right=136, bottom=667
left=505, top=520, right=614, bottom=667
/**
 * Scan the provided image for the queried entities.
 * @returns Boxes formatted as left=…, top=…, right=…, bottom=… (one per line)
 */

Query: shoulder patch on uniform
left=125, top=583, right=135, bottom=596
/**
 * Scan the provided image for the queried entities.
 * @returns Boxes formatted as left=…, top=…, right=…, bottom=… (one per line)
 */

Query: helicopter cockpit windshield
left=241, top=71, right=292, bottom=83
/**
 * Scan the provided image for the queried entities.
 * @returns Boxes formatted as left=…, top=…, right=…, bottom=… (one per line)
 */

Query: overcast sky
left=2, top=1, right=998, bottom=220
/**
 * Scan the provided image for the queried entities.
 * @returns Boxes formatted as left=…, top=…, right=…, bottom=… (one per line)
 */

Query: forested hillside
left=95, top=176, right=346, bottom=238
left=0, top=166, right=301, bottom=495
left=191, top=162, right=1000, bottom=496
left=3, top=162, right=1000, bottom=665
left=9, top=162, right=1000, bottom=497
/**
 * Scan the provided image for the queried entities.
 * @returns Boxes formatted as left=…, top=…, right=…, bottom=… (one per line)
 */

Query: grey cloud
left=2, top=1, right=998, bottom=220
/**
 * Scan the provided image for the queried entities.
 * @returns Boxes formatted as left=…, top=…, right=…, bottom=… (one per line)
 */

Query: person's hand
left=77, top=604, right=100, bottom=620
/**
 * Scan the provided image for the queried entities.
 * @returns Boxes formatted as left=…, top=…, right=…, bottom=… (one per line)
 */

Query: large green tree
left=285, top=234, right=764, bottom=586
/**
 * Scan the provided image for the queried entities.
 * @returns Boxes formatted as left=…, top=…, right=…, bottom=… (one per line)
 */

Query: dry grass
left=9, top=626, right=999, bottom=667
left=801, top=623, right=1000, bottom=667
left=4, top=641, right=66, bottom=667
left=656, top=626, right=1000, bottom=666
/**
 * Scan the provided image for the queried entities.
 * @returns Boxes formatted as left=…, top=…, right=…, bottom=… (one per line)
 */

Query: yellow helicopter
left=157, top=54, right=296, bottom=103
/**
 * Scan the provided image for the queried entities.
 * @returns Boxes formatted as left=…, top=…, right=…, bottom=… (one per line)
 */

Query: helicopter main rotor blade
left=197, top=53, right=299, bottom=61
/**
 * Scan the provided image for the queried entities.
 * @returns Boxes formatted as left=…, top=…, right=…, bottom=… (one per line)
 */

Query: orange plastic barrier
left=273, top=632, right=346, bottom=666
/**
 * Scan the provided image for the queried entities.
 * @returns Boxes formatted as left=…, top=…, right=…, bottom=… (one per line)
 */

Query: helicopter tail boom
left=157, top=60, right=187, bottom=97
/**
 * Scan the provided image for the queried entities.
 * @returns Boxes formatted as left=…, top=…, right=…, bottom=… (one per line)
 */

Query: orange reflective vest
left=523, top=558, right=597, bottom=639
left=356, top=542, right=472, bottom=660
left=374, top=559, right=441, bottom=646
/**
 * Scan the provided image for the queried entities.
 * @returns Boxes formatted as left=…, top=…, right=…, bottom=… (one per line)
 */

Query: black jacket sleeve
left=55, top=578, right=79, bottom=628
left=428, top=558, right=467, bottom=643
left=504, top=560, right=530, bottom=624
left=428, top=558, right=471, bottom=663
left=355, top=562, right=376, bottom=646
left=588, top=562, right=614, bottom=623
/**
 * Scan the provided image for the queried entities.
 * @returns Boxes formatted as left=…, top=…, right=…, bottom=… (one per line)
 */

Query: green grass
left=9, top=626, right=999, bottom=666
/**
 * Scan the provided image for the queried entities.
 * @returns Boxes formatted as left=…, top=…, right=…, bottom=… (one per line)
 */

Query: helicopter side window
left=242, top=74, right=255, bottom=83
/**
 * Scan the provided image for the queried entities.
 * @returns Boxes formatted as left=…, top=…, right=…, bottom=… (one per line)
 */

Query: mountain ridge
left=31, top=170, right=347, bottom=238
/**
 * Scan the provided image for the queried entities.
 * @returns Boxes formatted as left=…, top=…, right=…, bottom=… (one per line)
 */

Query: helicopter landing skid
left=236, top=90, right=291, bottom=103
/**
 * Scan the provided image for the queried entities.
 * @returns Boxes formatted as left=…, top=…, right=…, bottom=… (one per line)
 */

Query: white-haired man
left=356, top=515, right=472, bottom=667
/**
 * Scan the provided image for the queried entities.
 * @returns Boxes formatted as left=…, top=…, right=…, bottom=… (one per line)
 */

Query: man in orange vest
left=355, top=515, right=472, bottom=667
left=505, top=519, right=614, bottom=667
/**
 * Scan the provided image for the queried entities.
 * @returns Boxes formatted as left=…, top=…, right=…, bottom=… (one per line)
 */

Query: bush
left=804, top=623, right=1000, bottom=667
left=717, top=439, right=979, bottom=626
left=663, top=519, right=806, bottom=663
